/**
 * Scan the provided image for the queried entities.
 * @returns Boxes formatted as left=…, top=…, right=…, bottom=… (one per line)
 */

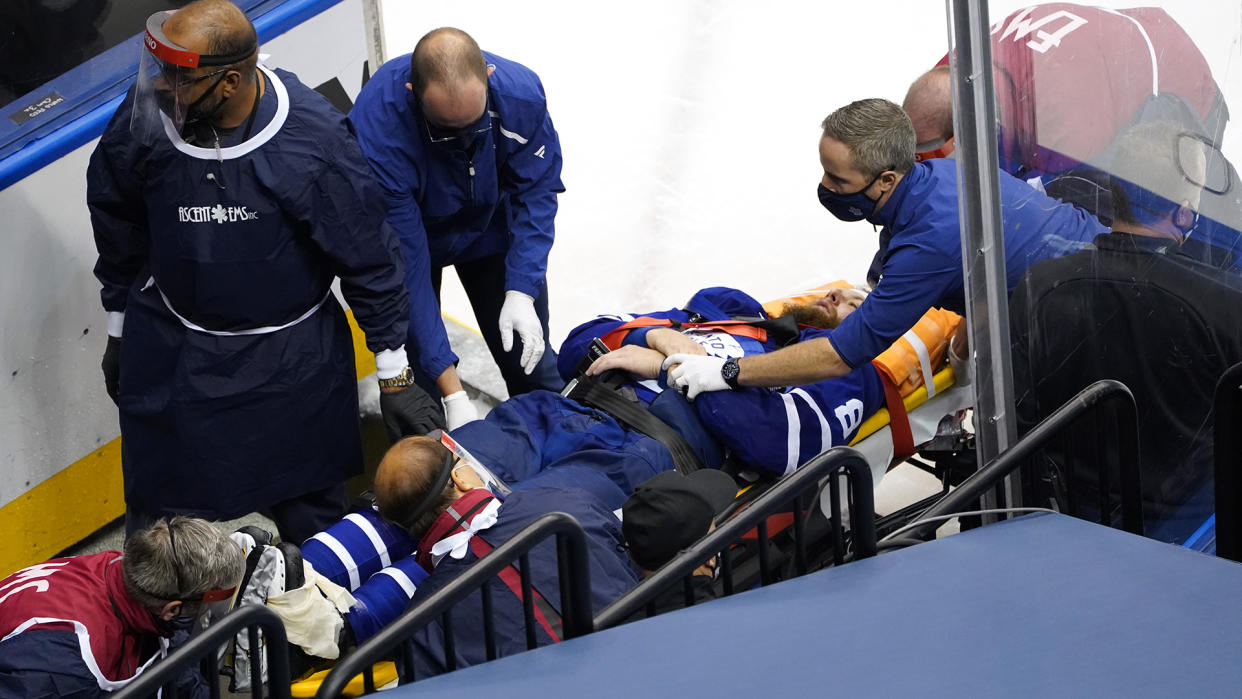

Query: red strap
left=875, top=362, right=916, bottom=462
left=467, top=536, right=563, bottom=643
left=600, top=317, right=768, bottom=350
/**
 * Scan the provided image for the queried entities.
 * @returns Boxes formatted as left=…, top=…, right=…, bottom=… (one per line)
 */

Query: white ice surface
left=379, top=0, right=1242, bottom=347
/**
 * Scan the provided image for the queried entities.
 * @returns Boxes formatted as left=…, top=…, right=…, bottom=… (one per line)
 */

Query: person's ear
left=486, top=64, right=495, bottom=78
left=450, top=464, right=484, bottom=492
left=878, top=170, right=899, bottom=194
left=1174, top=202, right=1195, bottom=231
left=220, top=70, right=243, bottom=97
left=159, top=600, right=182, bottom=621
left=404, top=82, right=414, bottom=93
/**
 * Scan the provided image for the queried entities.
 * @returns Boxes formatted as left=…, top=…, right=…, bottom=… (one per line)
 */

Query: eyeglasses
left=1176, top=133, right=1231, bottom=196
left=160, top=66, right=229, bottom=90
left=423, top=117, right=491, bottom=146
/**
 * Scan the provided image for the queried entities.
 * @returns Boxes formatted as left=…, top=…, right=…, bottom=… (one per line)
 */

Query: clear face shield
left=131, top=10, right=256, bottom=141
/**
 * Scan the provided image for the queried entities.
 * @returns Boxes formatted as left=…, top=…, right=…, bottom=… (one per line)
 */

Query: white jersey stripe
left=779, top=392, right=801, bottom=476
left=344, top=513, right=391, bottom=569
left=308, top=532, right=361, bottom=590
left=377, top=567, right=419, bottom=598
left=790, top=388, right=833, bottom=456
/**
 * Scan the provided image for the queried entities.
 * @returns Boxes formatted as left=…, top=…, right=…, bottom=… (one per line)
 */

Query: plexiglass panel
left=943, top=2, right=1242, bottom=549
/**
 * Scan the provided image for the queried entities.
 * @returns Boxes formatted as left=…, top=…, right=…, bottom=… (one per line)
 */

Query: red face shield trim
left=915, top=137, right=955, bottom=162
left=145, top=11, right=200, bottom=67
left=200, top=585, right=237, bottom=604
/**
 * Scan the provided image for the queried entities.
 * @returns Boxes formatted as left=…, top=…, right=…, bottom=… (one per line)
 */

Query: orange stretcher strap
left=600, top=317, right=768, bottom=350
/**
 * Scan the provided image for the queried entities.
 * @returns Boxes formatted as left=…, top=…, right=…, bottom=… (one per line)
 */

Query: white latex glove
left=661, top=354, right=729, bottom=401
left=498, top=290, right=544, bottom=374
left=443, top=390, right=480, bottom=430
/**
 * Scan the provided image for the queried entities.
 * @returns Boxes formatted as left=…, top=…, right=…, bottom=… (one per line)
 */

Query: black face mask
left=817, top=172, right=883, bottom=223
left=183, top=70, right=230, bottom=126
left=164, top=613, right=198, bottom=634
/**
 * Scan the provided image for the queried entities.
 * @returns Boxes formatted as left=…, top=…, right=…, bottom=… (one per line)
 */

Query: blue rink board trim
left=399, top=513, right=1242, bottom=699
left=0, top=0, right=345, bottom=191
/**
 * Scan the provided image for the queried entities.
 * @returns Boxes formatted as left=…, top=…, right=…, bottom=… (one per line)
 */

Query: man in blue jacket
left=351, top=28, right=565, bottom=423
left=665, top=98, right=1106, bottom=399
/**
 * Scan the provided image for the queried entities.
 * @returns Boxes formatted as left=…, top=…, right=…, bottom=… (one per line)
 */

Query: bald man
left=370, top=436, right=636, bottom=677
left=88, top=0, right=442, bottom=544
left=350, top=28, right=565, bottom=412
left=900, top=5, right=1242, bottom=272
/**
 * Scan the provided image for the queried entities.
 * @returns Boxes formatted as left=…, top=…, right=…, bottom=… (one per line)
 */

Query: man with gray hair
left=0, top=517, right=243, bottom=697
left=665, top=98, right=1105, bottom=399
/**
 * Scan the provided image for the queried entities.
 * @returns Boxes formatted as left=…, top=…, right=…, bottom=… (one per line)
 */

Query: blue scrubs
left=350, top=51, right=565, bottom=396
left=826, top=158, right=1107, bottom=368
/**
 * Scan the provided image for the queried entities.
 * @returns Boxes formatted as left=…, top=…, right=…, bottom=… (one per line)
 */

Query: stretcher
left=272, top=286, right=979, bottom=693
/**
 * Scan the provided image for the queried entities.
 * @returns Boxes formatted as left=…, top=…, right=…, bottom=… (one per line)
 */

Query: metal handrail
left=315, top=512, right=592, bottom=698
left=1214, top=362, right=1242, bottom=561
left=113, top=604, right=292, bottom=699
left=900, top=379, right=1143, bottom=542
left=593, top=447, right=876, bottom=631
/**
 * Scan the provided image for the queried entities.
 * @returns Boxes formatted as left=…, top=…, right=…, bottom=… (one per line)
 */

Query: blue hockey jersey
left=559, top=286, right=887, bottom=477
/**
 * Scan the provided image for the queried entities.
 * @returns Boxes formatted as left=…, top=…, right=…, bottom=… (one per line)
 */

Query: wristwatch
left=720, top=357, right=742, bottom=390
left=377, top=365, right=415, bottom=390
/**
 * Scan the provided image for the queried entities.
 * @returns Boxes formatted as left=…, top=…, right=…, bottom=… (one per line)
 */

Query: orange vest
left=764, top=281, right=962, bottom=399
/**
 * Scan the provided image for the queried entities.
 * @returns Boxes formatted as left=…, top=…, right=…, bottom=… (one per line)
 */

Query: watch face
left=722, top=358, right=739, bottom=381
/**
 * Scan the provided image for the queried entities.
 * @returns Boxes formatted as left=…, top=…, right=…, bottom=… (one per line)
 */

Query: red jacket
left=939, top=4, right=1222, bottom=178
left=0, top=552, right=167, bottom=696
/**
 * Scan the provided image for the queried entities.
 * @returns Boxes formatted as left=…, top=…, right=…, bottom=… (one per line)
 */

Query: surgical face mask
left=182, top=71, right=230, bottom=127
left=166, top=613, right=198, bottom=633
left=817, top=172, right=883, bottom=223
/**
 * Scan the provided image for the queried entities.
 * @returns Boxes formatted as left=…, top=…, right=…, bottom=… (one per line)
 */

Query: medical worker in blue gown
left=87, top=0, right=442, bottom=544
left=350, top=27, right=565, bottom=414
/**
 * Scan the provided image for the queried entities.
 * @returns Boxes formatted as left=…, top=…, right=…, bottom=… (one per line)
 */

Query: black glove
left=379, top=384, right=446, bottom=442
left=102, top=336, right=121, bottom=405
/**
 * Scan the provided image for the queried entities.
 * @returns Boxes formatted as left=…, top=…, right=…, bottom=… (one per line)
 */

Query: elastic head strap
left=144, top=10, right=257, bottom=69
left=397, top=450, right=457, bottom=533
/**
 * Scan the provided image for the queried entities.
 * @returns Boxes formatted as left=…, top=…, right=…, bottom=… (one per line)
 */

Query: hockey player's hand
left=442, top=390, right=480, bottom=430
left=498, top=290, right=544, bottom=374
left=102, top=336, right=122, bottom=404
left=661, top=354, right=728, bottom=400
left=645, top=328, right=708, bottom=358
left=586, top=345, right=663, bottom=380
left=380, top=384, right=445, bottom=442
